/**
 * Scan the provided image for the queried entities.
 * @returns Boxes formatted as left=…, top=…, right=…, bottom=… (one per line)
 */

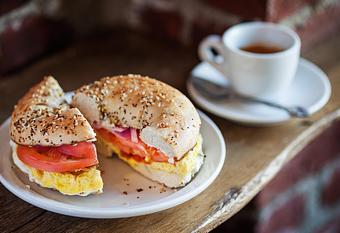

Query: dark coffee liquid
left=241, top=43, right=284, bottom=54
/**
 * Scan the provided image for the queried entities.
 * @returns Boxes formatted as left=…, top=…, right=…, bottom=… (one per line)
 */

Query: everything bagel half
left=72, top=75, right=204, bottom=187
left=10, top=76, right=103, bottom=196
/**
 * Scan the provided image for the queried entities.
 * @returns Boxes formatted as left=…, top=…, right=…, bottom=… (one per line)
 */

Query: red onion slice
left=93, top=122, right=139, bottom=143
left=112, top=129, right=130, bottom=139
left=111, top=126, right=127, bottom=132
left=130, top=128, right=138, bottom=143
left=92, top=122, right=127, bottom=132
left=92, top=121, right=101, bottom=129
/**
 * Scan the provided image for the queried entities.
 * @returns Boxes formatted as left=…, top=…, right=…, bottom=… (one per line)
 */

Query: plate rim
left=0, top=111, right=226, bottom=218
left=187, top=58, right=331, bottom=125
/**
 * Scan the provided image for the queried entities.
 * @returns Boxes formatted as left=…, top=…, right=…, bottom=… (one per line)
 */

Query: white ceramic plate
left=0, top=111, right=225, bottom=218
left=187, top=58, right=331, bottom=126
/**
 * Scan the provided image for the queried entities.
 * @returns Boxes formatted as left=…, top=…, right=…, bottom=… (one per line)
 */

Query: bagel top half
left=72, top=75, right=201, bottom=159
left=10, top=76, right=95, bottom=146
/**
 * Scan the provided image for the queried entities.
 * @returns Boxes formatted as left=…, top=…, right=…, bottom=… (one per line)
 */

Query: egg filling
left=10, top=141, right=103, bottom=196
left=95, top=134, right=204, bottom=187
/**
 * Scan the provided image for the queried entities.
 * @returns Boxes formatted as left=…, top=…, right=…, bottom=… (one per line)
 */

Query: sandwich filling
left=9, top=76, right=103, bottom=196
left=94, top=126, right=170, bottom=163
left=15, top=141, right=98, bottom=172
left=94, top=125, right=204, bottom=187
left=11, top=141, right=103, bottom=196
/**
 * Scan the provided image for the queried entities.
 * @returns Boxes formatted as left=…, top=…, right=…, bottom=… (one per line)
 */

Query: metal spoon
left=190, top=76, right=309, bottom=118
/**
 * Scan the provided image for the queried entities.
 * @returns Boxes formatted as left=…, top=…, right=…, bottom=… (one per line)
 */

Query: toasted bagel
left=10, top=76, right=96, bottom=146
left=9, top=76, right=103, bottom=196
left=72, top=75, right=201, bottom=159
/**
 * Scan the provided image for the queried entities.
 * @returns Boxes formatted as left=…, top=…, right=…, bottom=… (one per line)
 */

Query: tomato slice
left=17, top=142, right=98, bottom=172
left=96, top=127, right=169, bottom=163
left=148, top=147, right=169, bottom=162
left=33, top=145, right=50, bottom=153
left=56, top=142, right=96, bottom=158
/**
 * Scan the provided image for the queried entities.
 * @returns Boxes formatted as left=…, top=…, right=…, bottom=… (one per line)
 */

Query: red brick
left=258, top=120, right=340, bottom=205
left=139, top=7, right=182, bottom=42
left=257, top=194, right=305, bottom=233
left=203, top=0, right=318, bottom=22
left=190, top=19, right=231, bottom=46
left=295, top=3, right=340, bottom=51
left=313, top=217, right=340, bottom=233
left=321, top=168, right=340, bottom=206
left=0, top=15, right=72, bottom=74
left=267, top=0, right=317, bottom=22
left=203, top=0, right=267, bottom=19
left=0, top=0, right=28, bottom=16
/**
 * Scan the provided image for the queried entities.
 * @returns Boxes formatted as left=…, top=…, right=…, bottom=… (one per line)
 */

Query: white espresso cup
left=199, top=22, right=301, bottom=102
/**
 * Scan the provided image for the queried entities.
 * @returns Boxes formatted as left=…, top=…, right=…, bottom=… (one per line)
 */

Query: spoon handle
left=191, top=76, right=309, bottom=118
left=237, top=95, right=309, bottom=118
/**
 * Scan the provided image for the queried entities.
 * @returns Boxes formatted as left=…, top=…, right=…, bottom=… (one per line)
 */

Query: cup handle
left=198, top=35, right=228, bottom=74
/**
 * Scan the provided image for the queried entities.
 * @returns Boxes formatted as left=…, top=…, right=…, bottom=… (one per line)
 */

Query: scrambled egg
left=11, top=141, right=103, bottom=196
left=96, top=134, right=204, bottom=181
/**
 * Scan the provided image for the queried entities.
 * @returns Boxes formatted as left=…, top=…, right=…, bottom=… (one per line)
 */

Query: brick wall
left=0, top=0, right=73, bottom=74
left=256, top=120, right=340, bottom=233
left=213, top=120, right=340, bottom=233
left=128, top=0, right=340, bottom=49
left=1, top=0, right=339, bottom=74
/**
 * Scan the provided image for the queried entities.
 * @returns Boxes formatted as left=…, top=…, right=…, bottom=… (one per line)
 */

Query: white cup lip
left=222, top=21, right=301, bottom=59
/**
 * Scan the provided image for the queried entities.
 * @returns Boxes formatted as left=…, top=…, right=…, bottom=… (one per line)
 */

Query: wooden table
left=1, top=30, right=340, bottom=233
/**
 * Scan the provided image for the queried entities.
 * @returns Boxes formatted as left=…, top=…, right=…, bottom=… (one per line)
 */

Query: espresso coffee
left=241, top=43, right=284, bottom=54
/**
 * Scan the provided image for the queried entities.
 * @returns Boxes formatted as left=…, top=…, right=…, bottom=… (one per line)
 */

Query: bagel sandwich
left=72, top=75, right=204, bottom=188
left=10, top=76, right=103, bottom=196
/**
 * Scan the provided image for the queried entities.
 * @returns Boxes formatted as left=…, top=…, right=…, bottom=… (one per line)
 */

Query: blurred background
left=0, top=0, right=339, bottom=232
left=1, top=0, right=340, bottom=74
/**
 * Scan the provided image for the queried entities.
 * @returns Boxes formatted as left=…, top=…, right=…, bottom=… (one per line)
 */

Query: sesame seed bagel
left=72, top=75, right=201, bottom=159
left=10, top=76, right=96, bottom=146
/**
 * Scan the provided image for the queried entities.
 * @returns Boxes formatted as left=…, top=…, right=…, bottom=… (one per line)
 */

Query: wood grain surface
left=0, top=30, right=340, bottom=233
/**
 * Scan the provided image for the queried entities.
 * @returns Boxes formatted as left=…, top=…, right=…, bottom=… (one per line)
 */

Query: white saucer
left=0, top=111, right=226, bottom=218
left=187, top=58, right=331, bottom=125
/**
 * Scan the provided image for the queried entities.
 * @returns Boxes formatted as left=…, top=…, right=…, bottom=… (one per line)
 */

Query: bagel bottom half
left=10, top=141, right=103, bottom=196
left=95, top=135, right=205, bottom=188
